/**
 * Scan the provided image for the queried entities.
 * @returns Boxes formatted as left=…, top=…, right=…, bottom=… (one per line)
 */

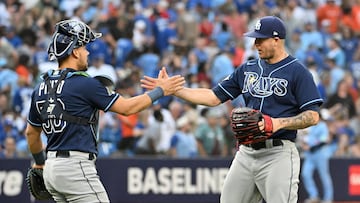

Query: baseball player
left=142, top=16, right=323, bottom=203
left=25, top=19, right=184, bottom=202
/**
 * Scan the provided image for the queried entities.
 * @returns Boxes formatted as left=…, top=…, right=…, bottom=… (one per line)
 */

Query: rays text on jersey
left=242, top=71, right=288, bottom=97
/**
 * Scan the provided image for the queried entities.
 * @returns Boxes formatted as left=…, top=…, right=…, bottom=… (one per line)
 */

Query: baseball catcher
left=230, top=107, right=273, bottom=144
left=26, top=168, right=52, bottom=200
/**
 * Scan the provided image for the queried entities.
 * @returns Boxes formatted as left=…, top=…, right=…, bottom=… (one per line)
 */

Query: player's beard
left=78, top=59, right=88, bottom=71
left=259, top=47, right=275, bottom=62
left=79, top=64, right=88, bottom=71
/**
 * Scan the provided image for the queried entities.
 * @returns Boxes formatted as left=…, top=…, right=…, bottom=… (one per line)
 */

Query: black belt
left=244, top=139, right=284, bottom=150
left=55, top=150, right=96, bottom=160
left=309, top=143, right=326, bottom=153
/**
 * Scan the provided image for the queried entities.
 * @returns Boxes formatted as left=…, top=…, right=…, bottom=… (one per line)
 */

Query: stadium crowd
left=0, top=0, right=360, bottom=160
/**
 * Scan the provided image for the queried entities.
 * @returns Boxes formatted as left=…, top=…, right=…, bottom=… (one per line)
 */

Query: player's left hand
left=141, top=67, right=170, bottom=90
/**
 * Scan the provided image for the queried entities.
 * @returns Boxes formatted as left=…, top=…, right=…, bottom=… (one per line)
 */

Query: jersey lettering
left=242, top=72, right=288, bottom=98
left=36, top=99, right=67, bottom=134
left=38, top=80, right=65, bottom=96
left=36, top=78, right=67, bottom=134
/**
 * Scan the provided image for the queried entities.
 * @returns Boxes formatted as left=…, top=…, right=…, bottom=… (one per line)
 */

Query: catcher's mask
left=47, top=19, right=102, bottom=61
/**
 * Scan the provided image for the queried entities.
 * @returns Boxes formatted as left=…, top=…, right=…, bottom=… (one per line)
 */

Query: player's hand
left=32, top=163, right=44, bottom=169
left=141, top=67, right=184, bottom=95
left=260, top=117, right=280, bottom=134
left=141, top=67, right=169, bottom=90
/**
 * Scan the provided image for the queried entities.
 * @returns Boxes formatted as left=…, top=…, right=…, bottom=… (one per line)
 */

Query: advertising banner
left=1, top=157, right=360, bottom=203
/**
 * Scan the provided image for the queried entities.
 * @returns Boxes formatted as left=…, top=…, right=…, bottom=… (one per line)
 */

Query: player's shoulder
left=244, top=58, right=258, bottom=66
left=235, top=58, right=259, bottom=72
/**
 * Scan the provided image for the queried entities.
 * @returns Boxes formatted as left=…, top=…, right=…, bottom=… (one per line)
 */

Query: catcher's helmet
left=47, top=19, right=102, bottom=61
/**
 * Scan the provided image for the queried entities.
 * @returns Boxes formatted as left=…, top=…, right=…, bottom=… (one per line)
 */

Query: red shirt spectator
left=316, top=0, right=342, bottom=33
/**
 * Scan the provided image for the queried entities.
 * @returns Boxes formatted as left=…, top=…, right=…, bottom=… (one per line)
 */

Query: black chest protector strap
left=40, top=69, right=95, bottom=125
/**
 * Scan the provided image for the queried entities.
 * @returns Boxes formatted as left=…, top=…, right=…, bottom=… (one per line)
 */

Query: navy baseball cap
left=244, top=16, right=286, bottom=39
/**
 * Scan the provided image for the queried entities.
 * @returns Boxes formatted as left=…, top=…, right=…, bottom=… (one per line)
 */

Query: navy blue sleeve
left=71, top=77, right=119, bottom=112
left=212, top=64, right=245, bottom=103
left=27, top=87, right=42, bottom=127
left=292, top=65, right=323, bottom=111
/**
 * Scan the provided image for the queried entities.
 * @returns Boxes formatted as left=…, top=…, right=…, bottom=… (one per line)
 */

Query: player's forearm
left=111, top=94, right=153, bottom=116
left=175, top=87, right=221, bottom=107
left=25, top=125, right=43, bottom=154
left=272, top=110, right=320, bottom=132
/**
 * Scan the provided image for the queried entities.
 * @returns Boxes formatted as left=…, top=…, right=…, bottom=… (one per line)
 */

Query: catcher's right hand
left=230, top=107, right=273, bottom=144
left=26, top=168, right=53, bottom=200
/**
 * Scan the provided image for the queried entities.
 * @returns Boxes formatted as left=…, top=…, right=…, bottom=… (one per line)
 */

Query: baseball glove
left=26, top=168, right=52, bottom=200
left=230, top=107, right=273, bottom=145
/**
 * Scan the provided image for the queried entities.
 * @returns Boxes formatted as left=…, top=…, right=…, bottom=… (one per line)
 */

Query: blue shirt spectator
left=135, top=46, right=160, bottom=78
left=210, top=51, right=234, bottom=86
left=0, top=66, right=18, bottom=97
left=115, top=38, right=133, bottom=68
left=212, top=22, right=233, bottom=51
left=87, top=37, right=112, bottom=65
left=300, top=22, right=324, bottom=53
left=170, top=116, right=198, bottom=158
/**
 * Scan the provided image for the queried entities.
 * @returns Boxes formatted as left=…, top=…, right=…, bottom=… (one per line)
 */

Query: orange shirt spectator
left=15, top=54, right=31, bottom=84
left=351, top=1, right=360, bottom=33
left=232, top=44, right=245, bottom=67
left=222, top=10, right=248, bottom=39
left=341, top=8, right=356, bottom=31
left=118, top=114, right=138, bottom=138
left=316, top=0, right=342, bottom=33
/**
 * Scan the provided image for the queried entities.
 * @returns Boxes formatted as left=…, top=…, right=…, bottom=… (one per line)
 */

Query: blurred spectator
left=0, top=92, right=8, bottom=116
left=151, top=0, right=171, bottom=55
left=343, top=71, right=358, bottom=103
left=169, top=116, right=198, bottom=158
left=334, top=129, right=352, bottom=157
left=0, top=136, right=19, bottom=158
left=191, top=36, right=209, bottom=68
left=350, top=0, right=360, bottom=35
left=326, top=38, right=346, bottom=69
left=306, top=57, right=327, bottom=100
left=316, top=0, right=342, bottom=34
left=97, top=112, right=121, bottom=158
left=5, top=26, right=22, bottom=48
left=87, top=53, right=118, bottom=84
left=339, top=26, right=358, bottom=68
left=350, top=135, right=360, bottom=157
left=175, top=2, right=198, bottom=48
left=299, top=21, right=324, bottom=53
left=135, top=105, right=176, bottom=155
left=323, top=56, right=345, bottom=95
left=0, top=64, right=19, bottom=99
left=323, top=79, right=356, bottom=120
left=136, top=45, right=160, bottom=78
left=222, top=5, right=248, bottom=39
left=219, top=111, right=236, bottom=156
left=209, top=47, right=234, bottom=86
left=86, top=32, right=113, bottom=65
left=132, top=19, right=150, bottom=55
left=211, top=22, right=233, bottom=51
left=183, top=101, right=200, bottom=130
left=12, top=76, right=33, bottom=118
left=168, top=100, right=184, bottom=121
left=300, top=109, right=334, bottom=203
left=15, top=54, right=32, bottom=85
left=231, top=39, right=245, bottom=67
left=195, top=108, right=226, bottom=157
left=117, top=113, right=139, bottom=156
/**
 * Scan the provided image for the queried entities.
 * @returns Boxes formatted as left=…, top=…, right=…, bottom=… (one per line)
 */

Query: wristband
left=147, top=87, right=164, bottom=102
left=32, top=150, right=46, bottom=165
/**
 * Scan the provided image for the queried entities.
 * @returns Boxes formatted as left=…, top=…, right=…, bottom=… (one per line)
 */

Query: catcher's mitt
left=230, top=107, right=273, bottom=144
left=26, top=168, right=52, bottom=200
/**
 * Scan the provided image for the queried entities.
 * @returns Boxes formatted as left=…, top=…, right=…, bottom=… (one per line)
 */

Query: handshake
left=141, top=67, right=185, bottom=98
